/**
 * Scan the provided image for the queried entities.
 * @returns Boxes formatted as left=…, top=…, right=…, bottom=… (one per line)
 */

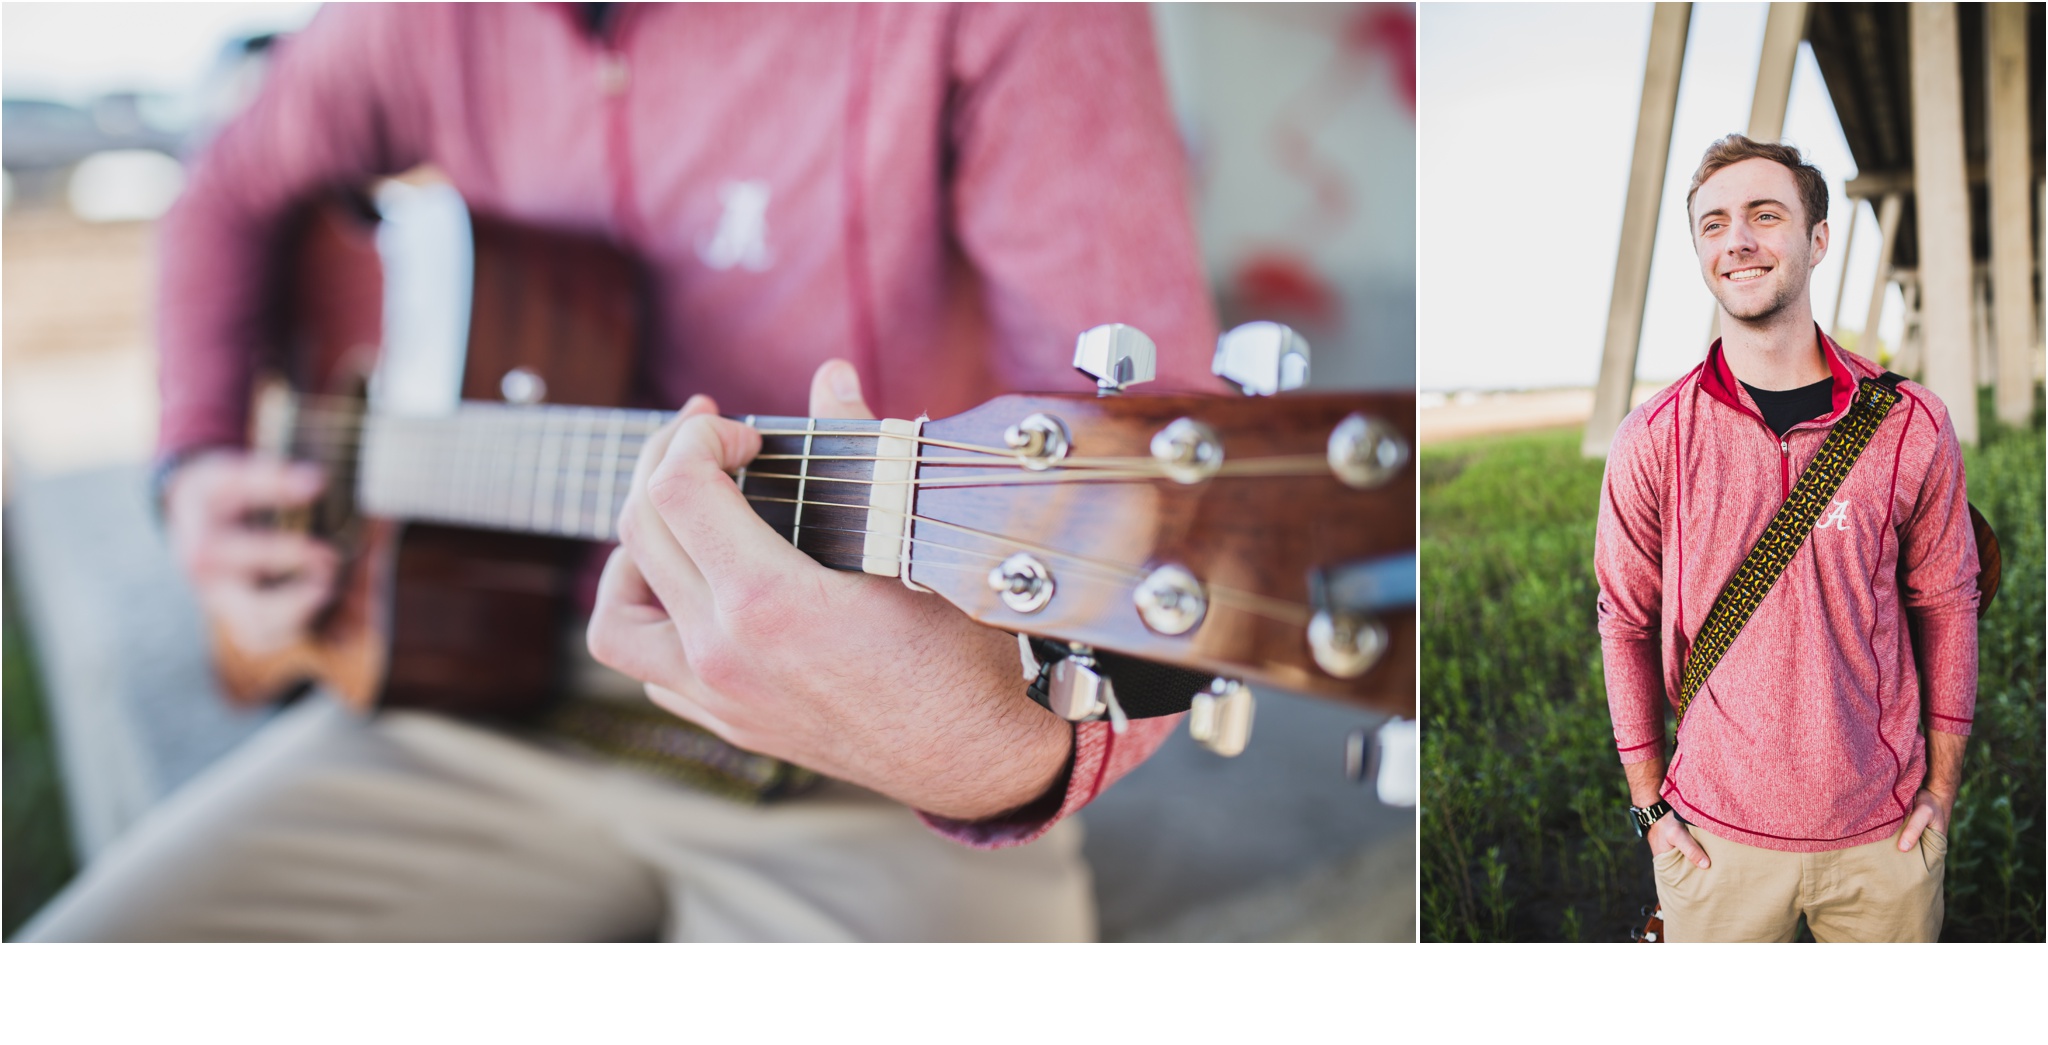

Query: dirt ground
left=1417, top=382, right=1670, bottom=445
left=2, top=208, right=162, bottom=481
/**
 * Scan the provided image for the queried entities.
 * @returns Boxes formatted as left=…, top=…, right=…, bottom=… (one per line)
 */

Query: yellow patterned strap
left=1673, top=374, right=1904, bottom=734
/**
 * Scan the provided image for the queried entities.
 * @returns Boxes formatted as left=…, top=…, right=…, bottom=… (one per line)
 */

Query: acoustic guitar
left=217, top=188, right=1417, bottom=734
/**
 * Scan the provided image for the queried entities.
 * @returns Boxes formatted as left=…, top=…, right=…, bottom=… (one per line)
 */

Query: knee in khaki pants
left=1652, top=824, right=1946, bottom=943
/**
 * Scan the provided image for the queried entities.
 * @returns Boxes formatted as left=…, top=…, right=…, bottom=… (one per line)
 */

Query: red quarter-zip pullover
left=1597, top=334, right=1979, bottom=853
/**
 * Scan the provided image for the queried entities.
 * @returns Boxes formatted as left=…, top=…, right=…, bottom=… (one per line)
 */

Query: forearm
left=1624, top=754, right=1668, bottom=807
left=1923, top=730, right=1966, bottom=804
left=913, top=698, right=1074, bottom=822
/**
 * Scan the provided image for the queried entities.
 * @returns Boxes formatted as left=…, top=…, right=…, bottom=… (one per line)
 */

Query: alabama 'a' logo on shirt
left=1816, top=499, right=1852, bottom=532
left=697, top=179, right=775, bottom=273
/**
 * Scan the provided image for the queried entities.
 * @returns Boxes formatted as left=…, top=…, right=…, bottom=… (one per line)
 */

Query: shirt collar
left=1699, top=323, right=1857, bottom=426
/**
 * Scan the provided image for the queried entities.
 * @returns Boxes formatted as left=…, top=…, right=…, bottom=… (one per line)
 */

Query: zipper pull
left=1780, top=438, right=1789, bottom=456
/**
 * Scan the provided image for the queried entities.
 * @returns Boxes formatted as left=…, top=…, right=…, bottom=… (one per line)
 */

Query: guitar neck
left=357, top=404, right=895, bottom=572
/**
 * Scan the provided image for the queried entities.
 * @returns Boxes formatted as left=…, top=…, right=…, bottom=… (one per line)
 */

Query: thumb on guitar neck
left=810, top=359, right=876, bottom=421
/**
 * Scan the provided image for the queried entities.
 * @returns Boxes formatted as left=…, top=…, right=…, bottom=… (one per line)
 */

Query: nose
left=1725, top=217, right=1758, bottom=255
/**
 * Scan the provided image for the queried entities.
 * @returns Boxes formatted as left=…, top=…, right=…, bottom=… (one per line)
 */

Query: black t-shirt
left=1741, top=377, right=1834, bottom=437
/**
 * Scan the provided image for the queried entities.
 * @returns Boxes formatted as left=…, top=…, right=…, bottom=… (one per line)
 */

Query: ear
left=1808, top=218, right=1829, bottom=269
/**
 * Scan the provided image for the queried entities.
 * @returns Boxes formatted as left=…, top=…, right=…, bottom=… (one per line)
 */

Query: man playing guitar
left=25, top=3, right=1225, bottom=941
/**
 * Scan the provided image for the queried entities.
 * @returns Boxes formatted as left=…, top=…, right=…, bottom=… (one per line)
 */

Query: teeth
left=1728, top=269, right=1766, bottom=282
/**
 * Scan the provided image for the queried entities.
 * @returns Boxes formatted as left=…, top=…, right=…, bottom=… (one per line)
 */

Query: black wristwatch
left=1629, top=799, right=1673, bottom=837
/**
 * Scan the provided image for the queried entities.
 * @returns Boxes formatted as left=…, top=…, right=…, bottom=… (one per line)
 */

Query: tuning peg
left=1043, top=644, right=1126, bottom=734
left=1189, top=678, right=1254, bottom=757
left=1072, top=324, right=1157, bottom=396
left=1212, top=321, right=1310, bottom=396
left=1345, top=718, right=1417, bottom=806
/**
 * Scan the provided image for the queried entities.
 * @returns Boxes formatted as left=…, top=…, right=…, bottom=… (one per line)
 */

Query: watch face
left=1630, top=807, right=1653, bottom=836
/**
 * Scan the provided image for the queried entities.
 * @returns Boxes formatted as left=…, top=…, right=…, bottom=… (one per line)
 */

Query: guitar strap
left=1672, top=372, right=1905, bottom=736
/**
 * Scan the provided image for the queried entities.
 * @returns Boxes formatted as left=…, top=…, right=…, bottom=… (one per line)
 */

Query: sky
left=1418, top=2, right=1901, bottom=392
left=1, top=2, right=318, bottom=102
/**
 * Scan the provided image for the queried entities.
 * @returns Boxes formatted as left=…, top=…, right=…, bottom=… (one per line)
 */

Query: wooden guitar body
left=217, top=195, right=641, bottom=717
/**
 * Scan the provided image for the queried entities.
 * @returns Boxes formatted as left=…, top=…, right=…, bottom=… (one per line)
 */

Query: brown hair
left=1686, top=134, right=1828, bottom=232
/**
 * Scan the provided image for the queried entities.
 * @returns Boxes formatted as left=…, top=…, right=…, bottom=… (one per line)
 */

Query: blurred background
left=1417, top=2, right=2043, bottom=942
left=2, top=3, right=1417, bottom=940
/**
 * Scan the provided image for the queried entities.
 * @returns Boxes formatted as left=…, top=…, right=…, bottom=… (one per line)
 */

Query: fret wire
left=735, top=415, right=756, bottom=497
left=536, top=408, right=563, bottom=533
left=790, top=418, right=817, bottom=552
left=509, top=408, right=535, bottom=530
left=456, top=410, right=476, bottom=525
left=501, top=410, right=518, bottom=527
left=597, top=411, right=625, bottom=541
left=561, top=409, right=586, bottom=538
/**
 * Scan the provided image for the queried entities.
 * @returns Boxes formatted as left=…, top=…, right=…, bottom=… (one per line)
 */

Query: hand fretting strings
left=285, top=398, right=1321, bottom=623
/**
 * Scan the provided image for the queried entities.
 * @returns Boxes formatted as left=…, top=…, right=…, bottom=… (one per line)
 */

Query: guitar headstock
left=902, top=390, right=1414, bottom=715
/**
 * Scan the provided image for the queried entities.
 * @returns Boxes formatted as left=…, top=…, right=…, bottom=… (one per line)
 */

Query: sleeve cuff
left=1615, top=730, right=1664, bottom=765
left=917, top=714, right=1179, bottom=849
left=1928, top=710, right=1974, bottom=736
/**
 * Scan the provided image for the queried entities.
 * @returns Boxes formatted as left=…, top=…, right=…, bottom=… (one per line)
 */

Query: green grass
left=1420, top=389, right=2045, bottom=942
left=4, top=570, right=77, bottom=938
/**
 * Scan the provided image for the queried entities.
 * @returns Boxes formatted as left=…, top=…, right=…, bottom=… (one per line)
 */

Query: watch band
left=1629, top=799, right=1673, bottom=837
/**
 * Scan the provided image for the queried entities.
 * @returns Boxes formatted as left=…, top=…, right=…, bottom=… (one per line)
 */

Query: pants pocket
left=1920, top=825, right=1949, bottom=874
left=1651, top=845, right=1694, bottom=895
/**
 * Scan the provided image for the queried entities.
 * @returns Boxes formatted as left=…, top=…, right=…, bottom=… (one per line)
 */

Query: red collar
left=1699, top=325, right=1857, bottom=427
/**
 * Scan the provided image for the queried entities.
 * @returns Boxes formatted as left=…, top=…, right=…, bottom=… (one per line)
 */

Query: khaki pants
left=18, top=698, right=1093, bottom=942
left=1652, top=823, right=1945, bottom=942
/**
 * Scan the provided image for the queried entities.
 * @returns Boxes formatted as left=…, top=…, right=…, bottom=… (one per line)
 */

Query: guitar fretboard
left=357, top=405, right=913, bottom=576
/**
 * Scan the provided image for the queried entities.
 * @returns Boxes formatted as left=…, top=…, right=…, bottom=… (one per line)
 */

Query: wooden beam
left=1585, top=3, right=1691, bottom=458
left=1861, top=193, right=1904, bottom=362
left=1748, top=3, right=1809, bottom=141
left=1986, top=3, right=2037, bottom=427
left=1844, top=163, right=1989, bottom=201
left=1910, top=3, right=1977, bottom=445
left=1828, top=200, right=1860, bottom=339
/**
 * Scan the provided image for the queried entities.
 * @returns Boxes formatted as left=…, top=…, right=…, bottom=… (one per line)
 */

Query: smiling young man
left=1595, top=135, right=1980, bottom=942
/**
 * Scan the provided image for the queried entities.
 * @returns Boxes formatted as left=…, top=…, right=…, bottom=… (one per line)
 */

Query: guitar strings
left=739, top=492, right=1314, bottom=624
left=282, top=409, right=1333, bottom=485
left=273, top=408, right=1353, bottom=611
left=282, top=407, right=1335, bottom=477
left=260, top=428, right=1324, bottom=623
